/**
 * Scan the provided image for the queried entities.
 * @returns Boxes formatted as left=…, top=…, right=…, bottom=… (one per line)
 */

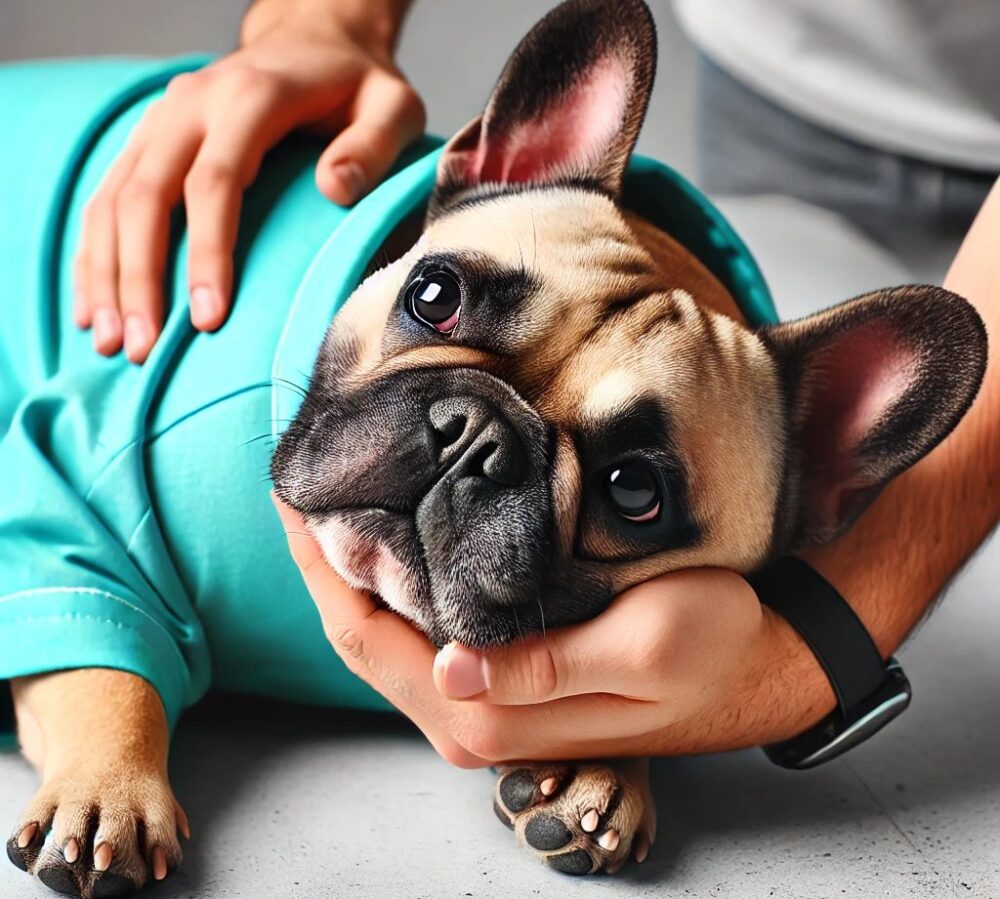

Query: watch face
left=765, top=662, right=911, bottom=770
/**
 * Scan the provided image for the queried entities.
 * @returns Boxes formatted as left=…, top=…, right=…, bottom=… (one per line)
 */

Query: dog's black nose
left=429, top=396, right=526, bottom=486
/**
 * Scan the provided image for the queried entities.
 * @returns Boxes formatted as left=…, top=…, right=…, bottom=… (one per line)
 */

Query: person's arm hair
left=655, top=181, right=1000, bottom=754
left=242, top=0, right=415, bottom=52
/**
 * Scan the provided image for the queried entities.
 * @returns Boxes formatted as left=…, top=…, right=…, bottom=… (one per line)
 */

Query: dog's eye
left=406, top=271, right=462, bottom=334
left=606, top=463, right=660, bottom=522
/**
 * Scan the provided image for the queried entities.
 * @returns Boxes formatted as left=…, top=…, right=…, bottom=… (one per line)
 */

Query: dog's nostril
left=428, top=396, right=528, bottom=487
left=476, top=440, right=524, bottom=486
left=430, top=411, right=467, bottom=452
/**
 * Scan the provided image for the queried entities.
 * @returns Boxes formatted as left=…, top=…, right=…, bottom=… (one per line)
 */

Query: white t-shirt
left=673, top=0, right=1000, bottom=171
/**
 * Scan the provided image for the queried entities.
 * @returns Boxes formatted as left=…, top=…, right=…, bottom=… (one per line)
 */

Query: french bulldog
left=270, top=0, right=986, bottom=877
left=6, top=0, right=987, bottom=893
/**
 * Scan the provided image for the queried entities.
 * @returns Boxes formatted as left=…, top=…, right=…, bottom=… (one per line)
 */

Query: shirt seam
left=0, top=586, right=177, bottom=641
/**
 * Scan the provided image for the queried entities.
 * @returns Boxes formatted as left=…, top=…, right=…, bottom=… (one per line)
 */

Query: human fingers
left=314, top=70, right=425, bottom=206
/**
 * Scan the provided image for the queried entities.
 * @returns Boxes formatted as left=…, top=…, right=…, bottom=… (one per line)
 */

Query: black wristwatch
left=747, top=557, right=912, bottom=770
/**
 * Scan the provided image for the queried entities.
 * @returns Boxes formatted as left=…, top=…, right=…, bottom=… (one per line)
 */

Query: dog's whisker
left=536, top=596, right=548, bottom=644
left=512, top=604, right=525, bottom=645
left=240, top=433, right=279, bottom=447
left=270, top=377, right=308, bottom=399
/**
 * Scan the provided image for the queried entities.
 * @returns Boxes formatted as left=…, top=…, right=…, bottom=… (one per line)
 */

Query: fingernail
left=124, top=314, right=151, bottom=362
left=93, top=306, right=122, bottom=353
left=16, top=822, right=38, bottom=849
left=436, top=642, right=488, bottom=699
left=93, top=842, right=113, bottom=872
left=152, top=845, right=167, bottom=880
left=330, top=161, right=367, bottom=205
left=190, top=285, right=220, bottom=328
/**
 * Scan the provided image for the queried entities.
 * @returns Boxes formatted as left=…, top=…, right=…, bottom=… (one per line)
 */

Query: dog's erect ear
left=429, top=0, right=657, bottom=216
left=762, top=286, right=987, bottom=547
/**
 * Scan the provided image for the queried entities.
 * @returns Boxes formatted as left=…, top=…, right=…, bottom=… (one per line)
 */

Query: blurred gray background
left=0, top=0, right=696, bottom=175
left=2, top=3, right=998, bottom=899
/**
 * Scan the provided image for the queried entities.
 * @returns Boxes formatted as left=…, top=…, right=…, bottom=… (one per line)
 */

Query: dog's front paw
left=493, top=758, right=655, bottom=875
left=6, top=764, right=187, bottom=898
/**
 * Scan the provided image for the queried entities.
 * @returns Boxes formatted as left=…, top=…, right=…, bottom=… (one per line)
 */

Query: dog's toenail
left=598, top=829, right=620, bottom=851
left=38, top=865, right=81, bottom=896
left=499, top=770, right=538, bottom=813
left=93, top=842, right=113, bottom=872
left=540, top=777, right=557, bottom=796
left=493, top=800, right=514, bottom=830
left=547, top=848, right=593, bottom=875
left=581, top=809, right=599, bottom=833
left=176, top=805, right=191, bottom=840
left=524, top=814, right=573, bottom=851
left=634, top=834, right=649, bottom=863
left=152, top=845, right=167, bottom=880
left=17, top=823, right=38, bottom=849
left=7, top=837, right=29, bottom=871
left=63, top=838, right=80, bottom=864
left=93, top=872, right=133, bottom=898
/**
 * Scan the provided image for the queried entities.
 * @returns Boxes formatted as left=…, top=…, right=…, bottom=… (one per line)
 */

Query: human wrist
left=242, top=0, right=410, bottom=55
left=652, top=597, right=836, bottom=756
left=746, top=603, right=838, bottom=742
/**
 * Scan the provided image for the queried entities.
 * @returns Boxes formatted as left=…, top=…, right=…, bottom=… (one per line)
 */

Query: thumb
left=315, top=70, right=426, bottom=205
left=433, top=613, right=636, bottom=705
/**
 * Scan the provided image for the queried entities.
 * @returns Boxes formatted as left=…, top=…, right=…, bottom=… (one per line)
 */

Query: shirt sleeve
left=0, top=393, right=211, bottom=740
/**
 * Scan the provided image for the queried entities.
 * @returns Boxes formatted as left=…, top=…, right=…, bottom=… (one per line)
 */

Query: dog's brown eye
left=407, top=271, right=462, bottom=334
left=607, top=463, right=660, bottom=522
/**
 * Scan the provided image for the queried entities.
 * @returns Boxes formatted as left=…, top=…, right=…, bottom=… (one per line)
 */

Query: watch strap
left=748, top=556, right=887, bottom=711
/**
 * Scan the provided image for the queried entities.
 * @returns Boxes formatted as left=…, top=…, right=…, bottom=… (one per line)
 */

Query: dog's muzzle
left=272, top=368, right=553, bottom=645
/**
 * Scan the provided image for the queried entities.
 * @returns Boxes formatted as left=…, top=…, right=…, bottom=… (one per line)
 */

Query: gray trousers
left=695, top=55, right=997, bottom=260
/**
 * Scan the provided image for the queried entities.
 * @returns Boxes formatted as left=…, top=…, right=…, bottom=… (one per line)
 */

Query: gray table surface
left=3, top=198, right=997, bottom=899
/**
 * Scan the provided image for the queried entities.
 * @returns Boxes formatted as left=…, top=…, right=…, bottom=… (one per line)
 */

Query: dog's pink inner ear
left=455, top=56, right=628, bottom=187
left=798, top=321, right=918, bottom=525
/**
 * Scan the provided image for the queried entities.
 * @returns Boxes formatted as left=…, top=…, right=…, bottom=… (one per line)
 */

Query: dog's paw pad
left=547, top=848, right=594, bottom=876
left=524, top=814, right=573, bottom=851
left=37, top=864, right=79, bottom=896
left=493, top=761, right=655, bottom=876
left=91, top=872, right=134, bottom=898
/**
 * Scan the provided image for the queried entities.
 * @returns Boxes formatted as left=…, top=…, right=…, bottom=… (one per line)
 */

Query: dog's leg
left=6, top=669, right=186, bottom=898
left=492, top=756, right=656, bottom=875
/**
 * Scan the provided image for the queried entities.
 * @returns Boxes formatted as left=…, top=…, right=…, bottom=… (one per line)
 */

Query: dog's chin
left=305, top=508, right=544, bottom=648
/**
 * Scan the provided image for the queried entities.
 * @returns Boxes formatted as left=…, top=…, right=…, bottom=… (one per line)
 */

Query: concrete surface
left=3, top=3, right=999, bottom=898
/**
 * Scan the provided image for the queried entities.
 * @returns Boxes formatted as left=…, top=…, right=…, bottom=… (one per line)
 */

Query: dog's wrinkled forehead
left=337, top=188, right=686, bottom=391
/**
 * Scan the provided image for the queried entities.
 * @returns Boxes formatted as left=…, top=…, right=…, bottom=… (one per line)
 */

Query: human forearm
left=242, top=0, right=415, bottom=53
left=652, top=182, right=1000, bottom=754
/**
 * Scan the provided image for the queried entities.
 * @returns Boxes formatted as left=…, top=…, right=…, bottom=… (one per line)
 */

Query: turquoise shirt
left=0, top=58, right=775, bottom=745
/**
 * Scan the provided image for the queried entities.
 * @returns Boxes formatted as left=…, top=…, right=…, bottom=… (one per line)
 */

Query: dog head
left=272, top=0, right=987, bottom=647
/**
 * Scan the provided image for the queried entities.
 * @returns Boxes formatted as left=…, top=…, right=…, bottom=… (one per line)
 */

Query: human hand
left=273, top=497, right=815, bottom=767
left=76, top=0, right=424, bottom=363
